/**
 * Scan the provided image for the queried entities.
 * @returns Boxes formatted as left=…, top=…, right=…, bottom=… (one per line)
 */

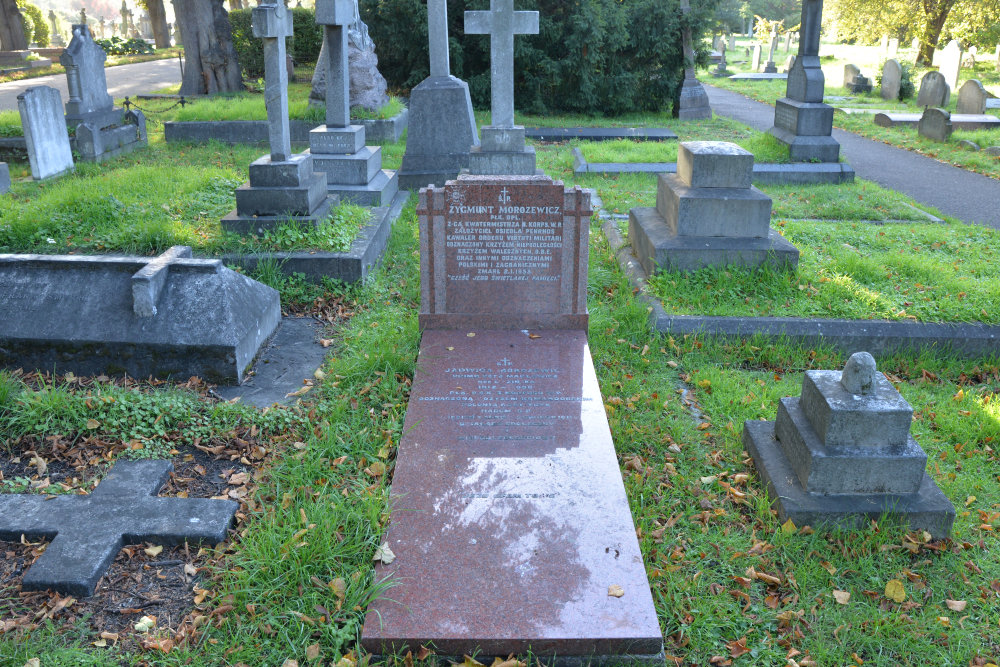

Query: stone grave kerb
left=0, top=459, right=238, bottom=597
left=252, top=2, right=295, bottom=163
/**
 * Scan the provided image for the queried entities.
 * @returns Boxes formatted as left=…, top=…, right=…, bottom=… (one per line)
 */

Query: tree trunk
left=0, top=0, right=29, bottom=50
left=171, top=0, right=243, bottom=95
left=916, top=0, right=956, bottom=65
left=147, top=0, right=171, bottom=49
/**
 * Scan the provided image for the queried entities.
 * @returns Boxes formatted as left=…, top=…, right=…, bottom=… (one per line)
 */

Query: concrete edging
left=602, top=217, right=1000, bottom=358
left=164, top=109, right=408, bottom=146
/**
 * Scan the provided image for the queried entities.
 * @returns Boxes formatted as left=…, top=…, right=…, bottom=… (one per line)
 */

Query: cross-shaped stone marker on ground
left=252, top=2, right=295, bottom=162
left=0, top=460, right=238, bottom=597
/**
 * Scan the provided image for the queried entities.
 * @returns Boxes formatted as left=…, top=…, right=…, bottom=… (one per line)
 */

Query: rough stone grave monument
left=61, top=24, right=147, bottom=162
left=938, top=40, right=962, bottom=91
left=222, top=3, right=334, bottom=236
left=306, top=0, right=397, bottom=205
left=917, top=71, right=950, bottom=107
left=464, top=0, right=540, bottom=175
left=769, top=0, right=841, bottom=162
left=628, top=141, right=798, bottom=274
left=17, top=86, right=74, bottom=181
left=918, top=107, right=953, bottom=142
left=743, top=352, right=955, bottom=537
left=881, top=58, right=902, bottom=101
left=397, top=0, right=480, bottom=189
left=0, top=246, right=281, bottom=382
left=677, top=0, right=711, bottom=119
left=0, top=460, right=238, bottom=596
left=956, top=79, right=988, bottom=115
left=360, top=4, right=661, bottom=660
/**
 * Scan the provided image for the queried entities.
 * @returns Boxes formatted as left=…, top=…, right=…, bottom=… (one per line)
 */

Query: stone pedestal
left=847, top=75, right=872, bottom=94
left=769, top=55, right=841, bottom=162
left=763, top=60, right=777, bottom=73
left=307, top=124, right=398, bottom=206
left=743, top=352, right=955, bottom=538
left=678, top=77, right=712, bottom=119
left=468, top=126, right=537, bottom=176
left=628, top=141, right=798, bottom=274
left=397, top=75, right=479, bottom=189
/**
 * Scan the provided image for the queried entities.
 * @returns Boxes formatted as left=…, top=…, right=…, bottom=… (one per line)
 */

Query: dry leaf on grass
left=833, top=590, right=851, bottom=605
left=373, top=543, right=396, bottom=564
left=885, top=579, right=906, bottom=603
left=945, top=599, right=967, bottom=612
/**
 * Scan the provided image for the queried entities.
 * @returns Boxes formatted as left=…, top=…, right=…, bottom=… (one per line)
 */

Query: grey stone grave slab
left=728, top=72, right=786, bottom=80
left=0, top=161, right=9, bottom=194
left=465, top=0, right=539, bottom=175
left=918, top=107, right=954, bottom=142
left=743, top=352, right=955, bottom=538
left=874, top=112, right=1000, bottom=131
left=956, top=79, right=988, bottom=115
left=628, top=141, right=798, bottom=274
left=307, top=0, right=397, bottom=204
left=17, top=86, right=74, bottom=181
left=0, top=459, right=237, bottom=597
left=677, top=0, right=711, bottom=119
left=526, top=127, right=677, bottom=142
left=881, top=59, right=902, bottom=101
left=397, top=0, right=479, bottom=190
left=987, top=99, right=1000, bottom=110
left=917, top=71, right=950, bottom=108
left=0, top=247, right=281, bottom=383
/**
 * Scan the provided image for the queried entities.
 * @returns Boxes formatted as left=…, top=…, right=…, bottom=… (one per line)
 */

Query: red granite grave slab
left=361, top=329, right=662, bottom=659
left=419, top=175, right=591, bottom=331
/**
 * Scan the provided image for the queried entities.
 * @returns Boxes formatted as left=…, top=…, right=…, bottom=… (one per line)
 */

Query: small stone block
left=315, top=0, right=356, bottom=26
left=248, top=153, right=319, bottom=188
left=743, top=420, right=955, bottom=539
left=841, top=351, right=878, bottom=394
left=677, top=141, right=753, bottom=189
left=480, top=126, right=526, bottom=152
left=309, top=146, right=383, bottom=185
left=251, top=2, right=293, bottom=38
left=309, top=124, right=366, bottom=154
left=772, top=99, right=834, bottom=136
left=467, top=145, right=538, bottom=176
left=799, top=370, right=913, bottom=449
left=773, top=397, right=927, bottom=495
left=327, top=169, right=398, bottom=207
left=655, top=174, right=772, bottom=238
left=234, top=175, right=328, bottom=217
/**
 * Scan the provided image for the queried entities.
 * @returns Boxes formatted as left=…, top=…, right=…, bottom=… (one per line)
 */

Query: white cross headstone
left=465, top=0, right=539, bottom=129
left=252, top=2, right=294, bottom=162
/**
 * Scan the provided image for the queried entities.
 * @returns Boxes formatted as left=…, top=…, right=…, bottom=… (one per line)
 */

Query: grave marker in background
left=939, top=40, right=962, bottom=91
left=956, top=79, right=987, bottom=115
left=17, top=86, right=74, bottom=181
left=881, top=59, right=901, bottom=101
left=677, top=0, right=711, bottom=119
left=917, top=71, right=950, bottom=107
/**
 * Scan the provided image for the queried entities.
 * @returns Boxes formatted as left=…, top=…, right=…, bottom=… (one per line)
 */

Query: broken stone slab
left=0, top=247, right=281, bottom=383
left=0, top=459, right=238, bottom=597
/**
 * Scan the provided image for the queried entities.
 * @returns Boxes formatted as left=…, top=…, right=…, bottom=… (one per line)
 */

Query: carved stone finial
left=841, top=351, right=878, bottom=395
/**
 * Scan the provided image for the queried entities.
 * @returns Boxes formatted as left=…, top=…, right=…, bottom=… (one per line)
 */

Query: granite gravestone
left=361, top=173, right=662, bottom=661
left=222, top=3, right=334, bottom=235
left=956, top=79, right=988, bottom=115
left=743, top=352, right=955, bottom=538
left=938, top=40, right=962, bottom=91
left=628, top=142, right=798, bottom=273
left=881, top=58, right=902, bottom=101
left=769, top=0, right=841, bottom=162
left=677, top=0, right=711, bottom=118
left=464, top=0, right=540, bottom=175
left=17, top=86, right=74, bottom=181
left=917, top=107, right=953, bottom=142
left=917, top=71, right=950, bottom=107
left=397, top=0, right=480, bottom=189
left=0, top=246, right=281, bottom=382
left=0, top=460, right=238, bottom=597
left=306, top=0, right=397, bottom=205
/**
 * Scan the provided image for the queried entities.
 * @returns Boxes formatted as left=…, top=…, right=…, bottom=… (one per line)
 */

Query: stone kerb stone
left=742, top=352, right=956, bottom=537
left=917, top=71, right=950, bottom=107
left=956, top=79, right=988, bottom=115
left=628, top=141, right=798, bottom=274
left=881, top=59, right=902, bottom=101
left=0, top=162, right=9, bottom=194
left=918, top=107, right=953, bottom=142
left=17, top=86, right=74, bottom=181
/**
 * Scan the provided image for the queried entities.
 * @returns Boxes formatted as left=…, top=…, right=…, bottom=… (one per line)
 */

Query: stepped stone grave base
left=0, top=246, right=281, bottom=383
left=0, top=459, right=237, bottom=597
left=307, top=124, right=399, bottom=206
left=468, top=126, right=538, bottom=176
left=223, top=152, right=334, bottom=234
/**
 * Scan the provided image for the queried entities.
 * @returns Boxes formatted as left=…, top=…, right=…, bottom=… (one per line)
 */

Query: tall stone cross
left=798, top=0, right=822, bottom=57
left=428, top=0, right=450, bottom=78
left=252, top=2, right=294, bottom=162
left=0, top=460, right=237, bottom=597
left=465, top=0, right=539, bottom=129
left=315, top=0, right=356, bottom=129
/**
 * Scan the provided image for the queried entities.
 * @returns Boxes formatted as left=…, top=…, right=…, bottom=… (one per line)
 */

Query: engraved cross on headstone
left=0, top=460, right=237, bottom=597
left=428, top=0, right=451, bottom=78
left=464, top=0, right=539, bottom=129
left=315, top=0, right=356, bottom=129
left=252, top=2, right=294, bottom=162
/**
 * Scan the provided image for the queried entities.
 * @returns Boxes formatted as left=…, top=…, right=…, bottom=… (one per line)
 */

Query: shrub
left=230, top=7, right=323, bottom=81
left=96, top=36, right=154, bottom=55
left=291, top=7, right=323, bottom=65
left=360, top=0, right=718, bottom=116
left=16, top=0, right=49, bottom=47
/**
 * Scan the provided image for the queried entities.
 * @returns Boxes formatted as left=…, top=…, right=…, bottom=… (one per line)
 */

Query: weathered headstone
left=728, top=33, right=737, bottom=50
left=879, top=34, right=889, bottom=53
left=677, top=0, right=711, bottom=118
left=956, top=79, right=988, bottom=115
left=0, top=460, right=238, bottom=597
left=887, top=37, right=899, bottom=58
left=629, top=142, right=798, bottom=273
left=769, top=0, right=841, bottom=162
left=938, top=40, right=962, bottom=91
left=743, top=352, right=955, bottom=538
left=751, top=43, right=762, bottom=71
left=784, top=31, right=793, bottom=52
left=0, top=162, right=9, bottom=194
left=465, top=0, right=540, bottom=175
left=783, top=54, right=796, bottom=72
left=843, top=63, right=860, bottom=87
left=0, top=246, right=282, bottom=382
left=306, top=0, right=397, bottom=205
left=880, top=58, right=902, bottom=101
left=917, top=107, right=953, bottom=142
left=984, top=146, right=1000, bottom=157
left=397, top=0, right=480, bottom=189
left=17, top=86, right=74, bottom=181
left=917, top=70, right=950, bottom=107
left=223, top=3, right=334, bottom=233
left=361, top=175, right=663, bottom=661
left=763, top=33, right=778, bottom=73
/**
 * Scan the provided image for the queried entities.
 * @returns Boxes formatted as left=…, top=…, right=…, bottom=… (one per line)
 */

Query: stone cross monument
left=254, top=2, right=294, bottom=162
left=464, top=0, right=539, bottom=174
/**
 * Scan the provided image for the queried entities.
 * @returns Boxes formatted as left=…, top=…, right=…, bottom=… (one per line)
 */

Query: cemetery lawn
left=0, top=47, right=185, bottom=85
left=2, top=196, right=1000, bottom=666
